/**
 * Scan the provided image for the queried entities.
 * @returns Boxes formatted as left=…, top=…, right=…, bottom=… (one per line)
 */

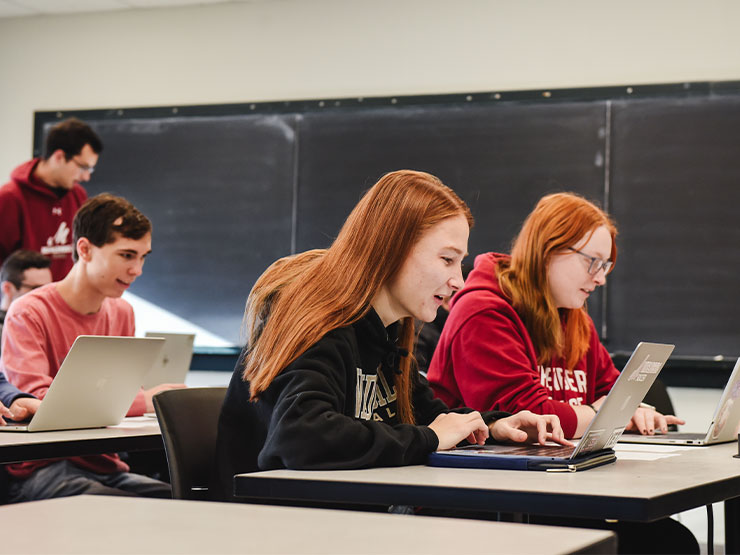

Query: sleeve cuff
left=419, top=425, right=439, bottom=452
left=481, top=410, right=511, bottom=426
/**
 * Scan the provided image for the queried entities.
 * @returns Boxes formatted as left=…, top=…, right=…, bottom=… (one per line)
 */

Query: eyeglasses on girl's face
left=567, top=247, right=613, bottom=275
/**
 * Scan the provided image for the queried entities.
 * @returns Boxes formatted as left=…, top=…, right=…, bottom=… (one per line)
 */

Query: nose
left=592, top=267, right=607, bottom=286
left=129, top=259, right=145, bottom=278
left=449, top=265, right=465, bottom=292
left=80, top=170, right=92, bottom=182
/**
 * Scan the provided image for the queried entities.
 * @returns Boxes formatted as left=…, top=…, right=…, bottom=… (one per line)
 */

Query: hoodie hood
left=10, top=159, right=63, bottom=200
left=451, top=252, right=510, bottom=310
left=353, top=308, right=406, bottom=376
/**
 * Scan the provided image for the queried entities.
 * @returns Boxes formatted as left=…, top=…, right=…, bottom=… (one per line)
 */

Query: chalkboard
left=297, top=101, right=607, bottom=327
left=34, top=82, right=740, bottom=357
left=609, top=95, right=740, bottom=356
left=80, top=115, right=297, bottom=343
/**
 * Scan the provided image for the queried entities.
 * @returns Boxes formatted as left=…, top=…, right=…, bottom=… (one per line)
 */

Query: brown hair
left=243, top=170, right=473, bottom=424
left=0, top=250, right=51, bottom=289
left=72, top=193, right=151, bottom=262
left=44, top=117, right=103, bottom=159
left=497, top=192, right=617, bottom=369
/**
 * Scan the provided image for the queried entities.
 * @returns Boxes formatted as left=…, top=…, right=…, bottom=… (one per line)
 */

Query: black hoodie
left=213, top=308, right=508, bottom=500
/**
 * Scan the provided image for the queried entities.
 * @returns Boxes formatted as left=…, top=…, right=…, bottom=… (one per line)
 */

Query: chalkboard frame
left=34, top=80, right=740, bottom=157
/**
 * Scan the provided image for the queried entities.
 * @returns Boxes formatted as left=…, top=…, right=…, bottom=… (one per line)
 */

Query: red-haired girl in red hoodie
left=428, top=192, right=683, bottom=440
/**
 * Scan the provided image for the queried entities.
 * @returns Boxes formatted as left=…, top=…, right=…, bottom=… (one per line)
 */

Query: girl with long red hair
left=213, top=170, right=567, bottom=500
left=428, top=192, right=683, bottom=440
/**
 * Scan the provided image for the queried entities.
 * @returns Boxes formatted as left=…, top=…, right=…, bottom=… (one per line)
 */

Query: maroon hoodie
left=0, top=159, right=87, bottom=281
left=427, top=252, right=618, bottom=438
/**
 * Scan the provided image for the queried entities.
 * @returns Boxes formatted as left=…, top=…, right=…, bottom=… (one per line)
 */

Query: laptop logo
left=581, top=430, right=603, bottom=452
left=627, top=356, right=662, bottom=382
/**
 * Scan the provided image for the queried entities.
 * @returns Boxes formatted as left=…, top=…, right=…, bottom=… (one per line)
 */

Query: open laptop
left=142, top=332, right=194, bottom=388
left=0, top=335, right=164, bottom=432
left=428, top=342, right=675, bottom=472
left=620, top=355, right=740, bottom=446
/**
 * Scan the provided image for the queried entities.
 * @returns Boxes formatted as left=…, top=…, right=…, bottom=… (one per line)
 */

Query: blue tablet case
left=427, top=445, right=616, bottom=472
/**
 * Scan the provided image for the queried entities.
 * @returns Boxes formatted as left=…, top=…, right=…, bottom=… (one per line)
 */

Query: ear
left=77, top=237, right=93, bottom=262
left=1, top=280, right=17, bottom=302
left=49, top=149, right=67, bottom=164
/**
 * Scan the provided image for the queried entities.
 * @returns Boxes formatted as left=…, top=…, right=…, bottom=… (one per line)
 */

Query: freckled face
left=383, top=215, right=469, bottom=323
left=547, top=225, right=612, bottom=309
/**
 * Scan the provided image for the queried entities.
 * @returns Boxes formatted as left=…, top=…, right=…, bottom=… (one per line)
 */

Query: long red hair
left=242, top=249, right=326, bottom=346
left=497, top=192, right=617, bottom=369
left=243, top=170, right=473, bottom=424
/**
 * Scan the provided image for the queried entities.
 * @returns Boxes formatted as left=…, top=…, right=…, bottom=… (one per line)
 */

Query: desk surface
left=235, top=442, right=740, bottom=523
left=0, top=495, right=616, bottom=554
left=0, top=417, right=162, bottom=464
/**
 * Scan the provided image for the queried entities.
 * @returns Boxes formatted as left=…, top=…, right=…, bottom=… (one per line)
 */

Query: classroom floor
left=185, top=372, right=729, bottom=554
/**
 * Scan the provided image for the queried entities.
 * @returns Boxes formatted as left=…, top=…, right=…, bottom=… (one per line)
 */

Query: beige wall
left=0, top=0, right=739, bottom=176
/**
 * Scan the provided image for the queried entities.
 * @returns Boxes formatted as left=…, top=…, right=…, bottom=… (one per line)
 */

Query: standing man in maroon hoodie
left=0, top=118, right=103, bottom=281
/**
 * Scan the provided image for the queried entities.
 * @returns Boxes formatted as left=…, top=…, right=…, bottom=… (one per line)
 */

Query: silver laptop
left=142, top=332, right=194, bottom=388
left=0, top=335, right=164, bottom=432
left=620, top=356, right=740, bottom=446
left=428, top=342, right=675, bottom=471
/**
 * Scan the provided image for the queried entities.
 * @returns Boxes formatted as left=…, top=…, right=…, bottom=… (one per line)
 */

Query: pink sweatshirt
left=1, top=283, right=146, bottom=478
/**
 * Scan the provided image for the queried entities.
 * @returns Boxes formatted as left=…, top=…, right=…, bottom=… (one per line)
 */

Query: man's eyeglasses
left=567, top=247, right=613, bottom=276
left=70, top=158, right=95, bottom=174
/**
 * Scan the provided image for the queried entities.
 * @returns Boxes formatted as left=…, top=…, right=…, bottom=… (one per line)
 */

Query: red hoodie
left=427, top=252, right=619, bottom=438
left=0, top=159, right=87, bottom=281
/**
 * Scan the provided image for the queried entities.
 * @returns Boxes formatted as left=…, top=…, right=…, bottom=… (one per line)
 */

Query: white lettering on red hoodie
left=0, top=159, right=87, bottom=281
left=427, top=252, right=619, bottom=438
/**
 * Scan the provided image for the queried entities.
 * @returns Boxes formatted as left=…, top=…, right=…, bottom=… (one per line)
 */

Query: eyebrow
left=118, top=248, right=152, bottom=256
left=442, top=246, right=468, bottom=257
left=579, top=248, right=610, bottom=260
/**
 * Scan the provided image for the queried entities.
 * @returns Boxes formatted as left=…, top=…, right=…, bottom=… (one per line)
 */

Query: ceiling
left=0, top=0, right=253, bottom=18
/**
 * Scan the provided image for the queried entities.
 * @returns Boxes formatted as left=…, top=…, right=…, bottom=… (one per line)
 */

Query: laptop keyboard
left=4, top=418, right=31, bottom=425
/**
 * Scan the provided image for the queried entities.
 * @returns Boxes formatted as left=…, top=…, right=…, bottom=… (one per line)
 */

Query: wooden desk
left=0, top=417, right=162, bottom=464
left=0, top=495, right=616, bottom=554
left=235, top=442, right=740, bottom=552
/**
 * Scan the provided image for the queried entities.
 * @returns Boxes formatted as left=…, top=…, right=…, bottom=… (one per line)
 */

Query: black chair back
left=153, top=387, right=227, bottom=500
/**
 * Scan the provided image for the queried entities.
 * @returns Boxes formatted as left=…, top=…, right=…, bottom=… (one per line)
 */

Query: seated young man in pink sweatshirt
left=0, top=193, right=184, bottom=502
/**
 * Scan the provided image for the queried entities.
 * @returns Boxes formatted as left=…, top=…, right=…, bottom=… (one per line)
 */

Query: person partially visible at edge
left=0, top=118, right=103, bottom=281
left=0, top=250, right=50, bottom=426
left=213, top=170, right=569, bottom=501
left=0, top=249, right=53, bottom=353
left=0, top=372, right=37, bottom=427
left=427, top=192, right=684, bottom=440
left=0, top=193, right=184, bottom=502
